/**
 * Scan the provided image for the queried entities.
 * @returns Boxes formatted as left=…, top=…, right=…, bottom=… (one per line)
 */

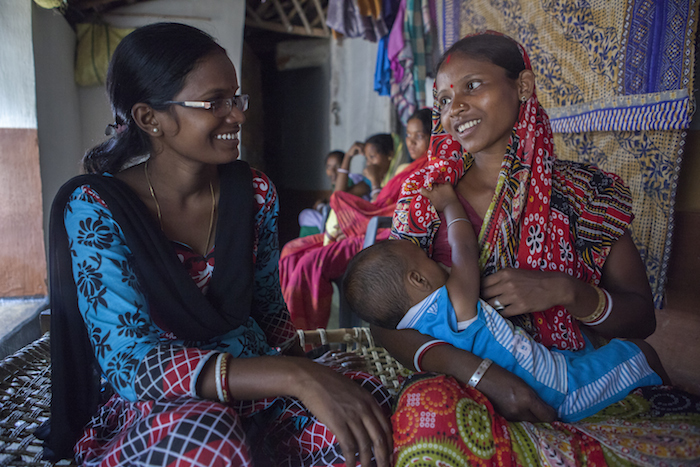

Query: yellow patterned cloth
left=433, top=0, right=698, bottom=307
left=75, top=24, right=134, bottom=87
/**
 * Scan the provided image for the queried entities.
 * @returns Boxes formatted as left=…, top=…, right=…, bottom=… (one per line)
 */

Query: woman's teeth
left=216, top=133, right=237, bottom=140
left=457, top=119, right=481, bottom=133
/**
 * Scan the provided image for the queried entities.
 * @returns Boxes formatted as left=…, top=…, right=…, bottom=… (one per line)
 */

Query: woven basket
left=0, top=328, right=405, bottom=466
left=297, top=327, right=410, bottom=394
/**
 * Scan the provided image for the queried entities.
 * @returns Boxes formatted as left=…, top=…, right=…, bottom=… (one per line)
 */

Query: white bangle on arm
left=337, top=168, right=349, bottom=174
left=413, top=339, right=449, bottom=371
left=447, top=217, right=471, bottom=229
left=468, top=358, right=493, bottom=388
left=578, top=286, right=613, bottom=326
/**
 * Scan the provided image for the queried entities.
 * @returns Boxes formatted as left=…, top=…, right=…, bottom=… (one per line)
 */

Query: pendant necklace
left=144, top=160, right=216, bottom=255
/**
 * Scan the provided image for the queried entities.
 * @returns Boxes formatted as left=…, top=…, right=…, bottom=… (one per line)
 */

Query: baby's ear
left=407, top=270, right=429, bottom=290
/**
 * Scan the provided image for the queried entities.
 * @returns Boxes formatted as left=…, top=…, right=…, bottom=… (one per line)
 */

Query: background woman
left=297, top=150, right=371, bottom=237
left=335, top=134, right=396, bottom=202
left=280, top=109, right=432, bottom=330
left=46, top=23, right=392, bottom=467
left=376, top=31, right=700, bottom=465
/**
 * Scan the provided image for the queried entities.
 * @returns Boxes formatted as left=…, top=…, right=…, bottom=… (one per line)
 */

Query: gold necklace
left=144, top=160, right=216, bottom=255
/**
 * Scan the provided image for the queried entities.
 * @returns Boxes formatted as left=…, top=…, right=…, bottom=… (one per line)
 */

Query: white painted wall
left=329, top=38, right=394, bottom=174
left=33, top=6, right=83, bottom=243
left=1, top=0, right=37, bottom=129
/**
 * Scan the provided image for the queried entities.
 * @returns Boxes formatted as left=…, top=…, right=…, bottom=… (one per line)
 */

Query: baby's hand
left=420, top=183, right=458, bottom=212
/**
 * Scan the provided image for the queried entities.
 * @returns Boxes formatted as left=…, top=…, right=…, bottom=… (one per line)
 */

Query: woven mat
left=0, top=334, right=61, bottom=467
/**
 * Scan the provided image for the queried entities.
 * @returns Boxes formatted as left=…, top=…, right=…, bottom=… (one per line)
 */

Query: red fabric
left=391, top=374, right=613, bottom=466
left=280, top=156, right=430, bottom=330
left=391, top=31, right=633, bottom=350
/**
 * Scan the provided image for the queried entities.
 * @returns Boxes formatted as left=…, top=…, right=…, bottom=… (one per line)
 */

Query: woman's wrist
left=418, top=341, right=484, bottom=383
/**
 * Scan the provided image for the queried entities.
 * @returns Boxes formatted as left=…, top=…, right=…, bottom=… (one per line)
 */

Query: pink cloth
left=280, top=156, right=429, bottom=330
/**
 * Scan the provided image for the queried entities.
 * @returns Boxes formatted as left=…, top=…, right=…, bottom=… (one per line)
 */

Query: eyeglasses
left=165, top=94, right=249, bottom=117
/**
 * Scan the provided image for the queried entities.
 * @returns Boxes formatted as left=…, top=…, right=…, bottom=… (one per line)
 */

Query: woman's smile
left=456, top=118, right=482, bottom=134
left=436, top=53, right=521, bottom=160
left=214, top=131, right=239, bottom=141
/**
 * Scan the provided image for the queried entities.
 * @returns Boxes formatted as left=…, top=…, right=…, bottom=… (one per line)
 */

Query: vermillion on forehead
left=435, top=53, right=522, bottom=161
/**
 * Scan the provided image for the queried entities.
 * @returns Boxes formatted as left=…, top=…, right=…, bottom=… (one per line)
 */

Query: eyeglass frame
left=164, top=94, right=249, bottom=117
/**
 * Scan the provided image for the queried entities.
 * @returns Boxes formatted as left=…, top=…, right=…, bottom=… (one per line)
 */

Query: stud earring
left=152, top=128, right=158, bottom=133
left=520, top=96, right=527, bottom=102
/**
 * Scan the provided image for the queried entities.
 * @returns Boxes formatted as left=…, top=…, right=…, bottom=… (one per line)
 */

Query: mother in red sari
left=374, top=31, right=700, bottom=465
left=280, top=109, right=431, bottom=330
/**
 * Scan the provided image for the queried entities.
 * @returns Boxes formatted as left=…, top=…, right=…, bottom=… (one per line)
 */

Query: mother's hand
left=481, top=267, right=574, bottom=317
left=475, top=361, right=557, bottom=422
left=295, top=360, right=392, bottom=467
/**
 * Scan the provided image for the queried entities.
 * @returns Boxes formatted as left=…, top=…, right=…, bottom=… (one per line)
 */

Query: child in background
left=343, top=182, right=668, bottom=422
left=298, top=150, right=370, bottom=237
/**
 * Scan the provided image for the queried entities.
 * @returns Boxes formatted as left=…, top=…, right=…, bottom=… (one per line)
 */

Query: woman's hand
left=346, top=142, right=365, bottom=158
left=363, top=163, right=385, bottom=189
left=314, top=350, right=367, bottom=371
left=475, top=362, right=557, bottom=422
left=372, top=327, right=556, bottom=423
left=480, top=267, right=574, bottom=317
left=202, top=355, right=392, bottom=467
left=294, top=360, right=392, bottom=467
left=481, top=231, right=655, bottom=339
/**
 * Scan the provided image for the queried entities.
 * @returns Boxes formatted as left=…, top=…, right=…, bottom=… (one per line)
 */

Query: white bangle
left=337, top=168, right=349, bottom=174
left=413, top=339, right=448, bottom=371
left=214, top=353, right=226, bottom=403
left=370, top=188, right=381, bottom=196
left=468, top=358, right=492, bottom=388
left=447, top=217, right=471, bottom=229
left=584, top=288, right=613, bottom=326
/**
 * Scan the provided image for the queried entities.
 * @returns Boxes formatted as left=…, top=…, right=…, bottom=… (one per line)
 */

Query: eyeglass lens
left=213, top=95, right=249, bottom=116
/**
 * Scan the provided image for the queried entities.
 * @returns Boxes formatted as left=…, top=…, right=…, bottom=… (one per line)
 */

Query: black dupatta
left=44, top=160, right=254, bottom=460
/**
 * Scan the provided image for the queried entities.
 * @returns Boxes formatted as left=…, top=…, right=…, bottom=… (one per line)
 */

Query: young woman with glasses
left=46, top=22, right=392, bottom=467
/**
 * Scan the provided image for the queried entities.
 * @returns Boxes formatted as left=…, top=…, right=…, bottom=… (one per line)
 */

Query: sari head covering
left=391, top=31, right=634, bottom=350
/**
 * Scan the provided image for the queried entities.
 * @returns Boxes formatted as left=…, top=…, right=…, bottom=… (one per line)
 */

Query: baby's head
left=343, top=239, right=448, bottom=329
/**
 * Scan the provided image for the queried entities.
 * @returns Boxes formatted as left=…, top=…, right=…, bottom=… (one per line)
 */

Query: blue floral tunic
left=59, top=169, right=392, bottom=467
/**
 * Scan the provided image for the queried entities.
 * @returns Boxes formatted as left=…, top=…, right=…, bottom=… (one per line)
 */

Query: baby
left=343, top=182, right=666, bottom=422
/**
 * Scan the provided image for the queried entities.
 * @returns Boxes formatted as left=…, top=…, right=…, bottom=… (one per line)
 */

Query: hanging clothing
left=374, top=35, right=392, bottom=96
left=388, top=0, right=418, bottom=125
